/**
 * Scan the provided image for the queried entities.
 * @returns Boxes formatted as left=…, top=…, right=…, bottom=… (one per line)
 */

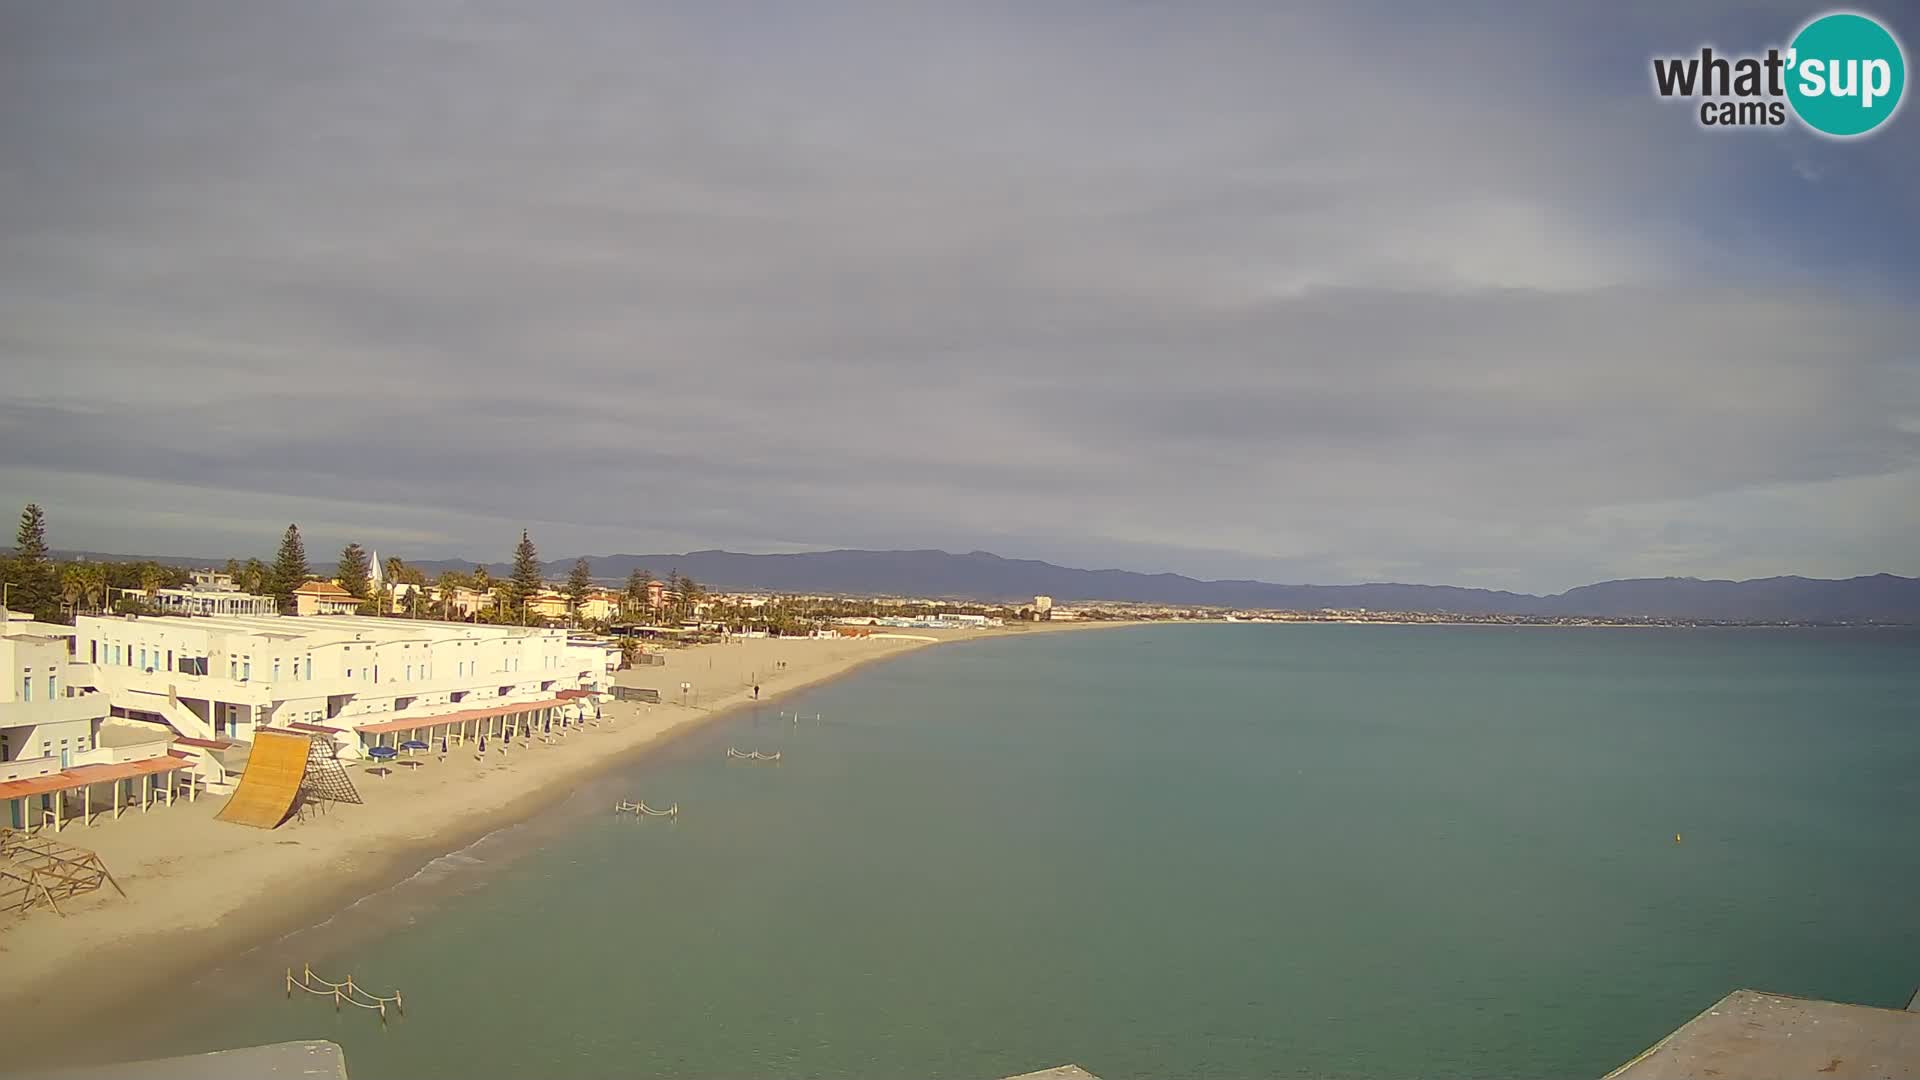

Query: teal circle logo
left=1787, top=12, right=1906, bottom=136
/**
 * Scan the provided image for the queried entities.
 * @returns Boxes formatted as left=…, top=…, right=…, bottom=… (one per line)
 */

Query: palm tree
left=139, top=564, right=164, bottom=599
left=60, top=565, right=87, bottom=617
left=79, top=565, right=107, bottom=614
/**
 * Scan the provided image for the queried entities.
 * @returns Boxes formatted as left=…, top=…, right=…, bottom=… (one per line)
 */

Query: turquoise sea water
left=90, top=625, right=1920, bottom=1078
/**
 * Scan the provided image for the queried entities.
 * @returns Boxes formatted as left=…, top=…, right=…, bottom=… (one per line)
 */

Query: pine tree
left=11, top=503, right=55, bottom=619
left=270, top=524, right=309, bottom=614
left=509, top=530, right=543, bottom=623
left=566, top=558, right=593, bottom=617
left=664, top=570, right=685, bottom=622
left=337, top=543, right=372, bottom=599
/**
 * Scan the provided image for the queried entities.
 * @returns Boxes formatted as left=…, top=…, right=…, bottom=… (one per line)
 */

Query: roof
left=353, top=696, right=567, bottom=737
left=288, top=722, right=344, bottom=734
left=0, top=751, right=195, bottom=801
left=1605, top=989, right=1920, bottom=1079
left=42, top=1040, right=349, bottom=1080
left=293, top=581, right=355, bottom=599
left=555, top=688, right=594, bottom=700
left=172, top=736, right=235, bottom=750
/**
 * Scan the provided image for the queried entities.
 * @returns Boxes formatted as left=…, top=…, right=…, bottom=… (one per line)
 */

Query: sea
left=82, top=624, right=1920, bottom=1079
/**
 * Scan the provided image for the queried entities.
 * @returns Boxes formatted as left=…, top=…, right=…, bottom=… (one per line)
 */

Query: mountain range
left=33, top=546, right=1920, bottom=622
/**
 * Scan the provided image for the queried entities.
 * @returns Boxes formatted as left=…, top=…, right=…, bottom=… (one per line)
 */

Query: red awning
left=353, top=697, right=566, bottom=737
left=555, top=688, right=594, bottom=700
left=0, top=751, right=196, bottom=801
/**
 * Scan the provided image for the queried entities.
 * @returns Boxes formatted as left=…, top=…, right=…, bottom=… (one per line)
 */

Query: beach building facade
left=70, top=613, right=617, bottom=761
left=1, top=620, right=110, bottom=768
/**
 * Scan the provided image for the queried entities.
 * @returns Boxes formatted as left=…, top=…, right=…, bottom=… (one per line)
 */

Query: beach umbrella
left=367, top=744, right=398, bottom=779
left=400, top=739, right=429, bottom=757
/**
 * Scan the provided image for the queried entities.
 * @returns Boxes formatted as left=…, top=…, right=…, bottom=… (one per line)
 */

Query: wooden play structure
left=0, top=828, right=125, bottom=918
left=286, top=963, right=404, bottom=1023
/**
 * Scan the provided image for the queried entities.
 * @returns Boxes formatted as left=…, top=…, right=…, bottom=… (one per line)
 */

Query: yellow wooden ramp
left=215, top=731, right=310, bottom=829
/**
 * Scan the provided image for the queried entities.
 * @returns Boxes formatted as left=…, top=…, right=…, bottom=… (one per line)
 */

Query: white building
left=153, top=570, right=279, bottom=617
left=72, top=613, right=617, bottom=759
left=1, top=615, right=110, bottom=768
left=934, top=612, right=1000, bottom=627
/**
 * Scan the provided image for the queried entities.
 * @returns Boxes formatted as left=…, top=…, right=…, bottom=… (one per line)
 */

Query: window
left=345, top=668, right=353, bottom=679
left=21, top=676, right=30, bottom=702
left=167, top=649, right=173, bottom=670
left=48, top=675, right=57, bottom=698
left=406, top=665, right=413, bottom=681
left=273, top=659, right=281, bottom=681
left=243, top=660, right=251, bottom=681
left=140, top=648, right=148, bottom=669
left=229, top=658, right=238, bottom=679
left=90, top=640, right=98, bottom=663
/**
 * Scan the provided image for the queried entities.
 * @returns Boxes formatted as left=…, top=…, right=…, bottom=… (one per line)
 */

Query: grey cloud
left=1, top=0, right=1916, bottom=592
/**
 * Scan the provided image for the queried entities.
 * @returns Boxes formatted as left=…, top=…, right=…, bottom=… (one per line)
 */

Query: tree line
left=1, top=504, right=711, bottom=630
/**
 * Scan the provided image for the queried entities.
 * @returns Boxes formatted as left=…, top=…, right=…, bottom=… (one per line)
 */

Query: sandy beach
left=0, top=622, right=1123, bottom=1051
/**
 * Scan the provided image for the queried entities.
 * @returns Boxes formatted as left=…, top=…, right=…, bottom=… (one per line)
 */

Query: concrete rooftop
left=1604, top=989, right=1920, bottom=1079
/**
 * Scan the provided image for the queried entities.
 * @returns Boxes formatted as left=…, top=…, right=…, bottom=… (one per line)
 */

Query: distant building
left=524, top=590, right=569, bottom=621
left=935, top=612, right=1000, bottom=627
left=1033, top=596, right=1053, bottom=614
left=443, top=586, right=492, bottom=618
left=387, top=582, right=423, bottom=614
left=293, top=581, right=360, bottom=617
left=577, top=588, right=622, bottom=623
left=152, top=571, right=279, bottom=617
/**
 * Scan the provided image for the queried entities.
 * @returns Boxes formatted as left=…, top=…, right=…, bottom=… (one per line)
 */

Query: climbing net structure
left=298, top=738, right=363, bottom=807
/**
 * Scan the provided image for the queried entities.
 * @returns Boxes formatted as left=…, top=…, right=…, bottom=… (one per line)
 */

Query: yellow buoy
left=1674, top=833, right=1683, bottom=844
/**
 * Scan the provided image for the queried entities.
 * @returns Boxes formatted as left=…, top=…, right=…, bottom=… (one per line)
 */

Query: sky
left=1, top=1, right=1916, bottom=594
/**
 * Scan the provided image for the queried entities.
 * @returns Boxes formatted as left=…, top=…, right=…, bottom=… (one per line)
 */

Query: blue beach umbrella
left=366, top=744, right=398, bottom=780
left=400, top=739, right=429, bottom=756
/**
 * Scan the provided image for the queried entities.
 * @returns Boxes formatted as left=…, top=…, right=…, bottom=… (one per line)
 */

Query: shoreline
left=0, top=620, right=1136, bottom=1064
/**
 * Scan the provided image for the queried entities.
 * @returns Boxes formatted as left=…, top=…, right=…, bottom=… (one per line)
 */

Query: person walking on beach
left=753, top=684, right=760, bottom=700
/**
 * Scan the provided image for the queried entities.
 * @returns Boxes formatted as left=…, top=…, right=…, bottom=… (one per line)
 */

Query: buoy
left=1674, top=833, right=1683, bottom=844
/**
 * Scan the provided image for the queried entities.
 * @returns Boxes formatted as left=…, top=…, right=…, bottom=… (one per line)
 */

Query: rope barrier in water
left=287, top=963, right=404, bottom=1022
left=726, top=747, right=782, bottom=761
left=614, top=800, right=679, bottom=817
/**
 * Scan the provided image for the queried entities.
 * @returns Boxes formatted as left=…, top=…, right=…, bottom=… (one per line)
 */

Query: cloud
left=0, top=1, right=1914, bottom=592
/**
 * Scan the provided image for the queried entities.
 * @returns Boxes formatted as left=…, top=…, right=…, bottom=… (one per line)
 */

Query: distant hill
left=391, top=548, right=1919, bottom=623
left=27, top=545, right=1916, bottom=622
